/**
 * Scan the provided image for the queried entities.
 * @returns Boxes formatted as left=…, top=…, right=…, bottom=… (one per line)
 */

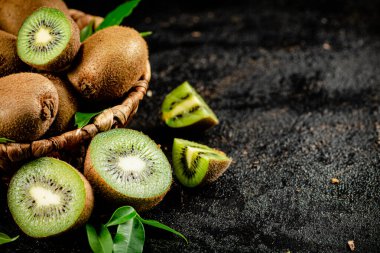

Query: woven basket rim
left=0, top=9, right=151, bottom=172
left=0, top=56, right=151, bottom=167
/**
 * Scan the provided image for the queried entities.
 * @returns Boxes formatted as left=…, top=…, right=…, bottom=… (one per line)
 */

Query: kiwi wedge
left=43, top=74, right=79, bottom=136
left=84, top=129, right=172, bottom=212
left=161, top=81, right=219, bottom=130
left=0, top=0, right=70, bottom=35
left=172, top=138, right=232, bottom=187
left=0, top=30, right=27, bottom=77
left=7, top=157, right=94, bottom=238
left=67, top=26, right=148, bottom=102
left=17, top=7, right=80, bottom=72
left=0, top=73, right=59, bottom=142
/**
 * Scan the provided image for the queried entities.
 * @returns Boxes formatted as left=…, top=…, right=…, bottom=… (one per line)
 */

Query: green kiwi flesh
left=17, top=7, right=80, bottom=71
left=0, top=30, right=27, bottom=77
left=84, top=129, right=172, bottom=212
left=7, top=157, right=94, bottom=238
left=172, top=138, right=231, bottom=187
left=0, top=73, right=59, bottom=142
left=161, top=81, right=219, bottom=130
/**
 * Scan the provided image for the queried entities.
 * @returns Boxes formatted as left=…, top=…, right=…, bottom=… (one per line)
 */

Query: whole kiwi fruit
left=68, top=26, right=149, bottom=102
left=43, top=74, right=79, bottom=136
left=17, top=7, right=81, bottom=72
left=0, top=73, right=59, bottom=142
left=0, top=0, right=69, bottom=35
left=0, top=30, right=27, bottom=77
left=8, top=157, right=94, bottom=238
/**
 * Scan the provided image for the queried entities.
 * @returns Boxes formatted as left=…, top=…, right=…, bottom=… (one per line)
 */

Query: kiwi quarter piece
left=17, top=7, right=80, bottom=72
left=0, top=30, right=28, bottom=77
left=7, top=157, right=94, bottom=238
left=67, top=26, right=148, bottom=102
left=0, top=0, right=70, bottom=35
left=84, top=129, right=172, bottom=212
left=172, top=138, right=232, bottom=187
left=0, top=73, right=59, bottom=142
left=161, top=81, right=219, bottom=130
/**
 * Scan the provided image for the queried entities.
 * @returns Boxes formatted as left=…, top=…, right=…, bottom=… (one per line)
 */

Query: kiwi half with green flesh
left=0, top=30, right=28, bottom=77
left=0, top=0, right=69, bottom=35
left=8, top=157, right=94, bottom=238
left=172, top=138, right=232, bottom=187
left=84, top=129, right=172, bottom=212
left=161, top=81, right=219, bottom=130
left=17, top=7, right=80, bottom=72
left=43, top=74, right=79, bottom=136
left=68, top=26, right=148, bottom=102
left=0, top=73, right=59, bottom=142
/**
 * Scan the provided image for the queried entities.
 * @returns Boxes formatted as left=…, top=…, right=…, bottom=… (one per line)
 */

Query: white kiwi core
left=30, top=186, right=61, bottom=206
left=118, top=156, right=146, bottom=174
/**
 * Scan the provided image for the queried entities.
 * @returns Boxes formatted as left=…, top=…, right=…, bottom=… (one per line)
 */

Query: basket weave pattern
left=0, top=10, right=150, bottom=173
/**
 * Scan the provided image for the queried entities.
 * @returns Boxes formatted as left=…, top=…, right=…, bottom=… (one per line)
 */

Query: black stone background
left=1, top=0, right=380, bottom=252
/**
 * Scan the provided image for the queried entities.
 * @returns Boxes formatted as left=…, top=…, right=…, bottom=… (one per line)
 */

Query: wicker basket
left=0, top=10, right=150, bottom=176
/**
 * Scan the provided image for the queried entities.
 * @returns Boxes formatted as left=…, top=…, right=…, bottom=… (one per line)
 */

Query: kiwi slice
left=0, top=0, right=70, bottom=35
left=17, top=7, right=80, bottom=71
left=7, top=157, right=94, bottom=238
left=172, top=138, right=232, bottom=187
left=161, top=81, right=219, bottom=130
left=0, top=30, right=28, bottom=77
left=0, top=73, right=59, bottom=142
left=84, top=129, right=172, bottom=212
left=67, top=26, right=148, bottom=102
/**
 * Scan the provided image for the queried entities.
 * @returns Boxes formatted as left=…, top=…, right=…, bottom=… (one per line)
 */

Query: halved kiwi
left=161, top=81, right=219, bottom=130
left=17, top=7, right=80, bottom=71
left=84, top=129, right=172, bottom=212
left=7, top=157, right=94, bottom=238
left=172, top=138, right=232, bottom=187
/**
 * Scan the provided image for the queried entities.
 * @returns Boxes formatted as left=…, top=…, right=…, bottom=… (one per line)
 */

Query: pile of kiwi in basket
left=0, top=0, right=232, bottom=239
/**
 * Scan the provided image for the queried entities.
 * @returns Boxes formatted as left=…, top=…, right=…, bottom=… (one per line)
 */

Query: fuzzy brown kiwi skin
left=0, top=0, right=69, bottom=35
left=0, top=73, right=59, bottom=142
left=84, top=147, right=171, bottom=212
left=43, top=74, right=79, bottom=136
left=19, top=16, right=81, bottom=72
left=0, top=30, right=28, bottom=77
left=199, top=157, right=232, bottom=186
left=68, top=26, right=149, bottom=102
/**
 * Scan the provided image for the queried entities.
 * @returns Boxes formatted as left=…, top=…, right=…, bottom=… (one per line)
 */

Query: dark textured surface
left=1, top=0, right=380, bottom=252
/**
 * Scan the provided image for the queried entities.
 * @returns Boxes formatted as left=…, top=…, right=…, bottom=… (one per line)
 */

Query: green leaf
left=140, top=31, right=152, bottom=37
left=80, top=20, right=95, bottom=42
left=113, top=218, right=145, bottom=253
left=0, top=232, right=19, bottom=245
left=86, top=224, right=102, bottom=253
left=136, top=216, right=188, bottom=243
left=0, top=138, right=15, bottom=144
left=106, top=206, right=137, bottom=227
left=86, top=224, right=113, bottom=253
left=74, top=111, right=102, bottom=128
left=99, top=225, right=113, bottom=253
left=96, top=0, right=141, bottom=31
